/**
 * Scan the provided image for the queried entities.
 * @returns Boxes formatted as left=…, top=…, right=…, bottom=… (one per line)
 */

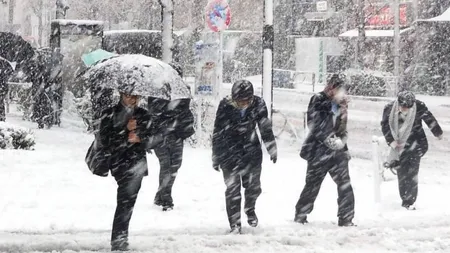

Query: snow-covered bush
left=344, top=69, right=387, bottom=97
left=73, top=90, right=93, bottom=130
left=0, top=122, right=35, bottom=150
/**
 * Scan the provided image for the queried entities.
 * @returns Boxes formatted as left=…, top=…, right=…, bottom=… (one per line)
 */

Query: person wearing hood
left=381, top=91, right=443, bottom=210
left=212, top=80, right=277, bottom=234
left=296, top=74, right=355, bottom=227
left=98, top=90, right=157, bottom=251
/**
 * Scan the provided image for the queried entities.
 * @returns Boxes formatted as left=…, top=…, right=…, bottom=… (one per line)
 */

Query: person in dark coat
left=99, top=91, right=155, bottom=251
left=0, top=59, right=14, bottom=121
left=381, top=91, right=443, bottom=210
left=149, top=97, right=195, bottom=211
left=295, top=74, right=355, bottom=227
left=212, top=80, right=277, bottom=234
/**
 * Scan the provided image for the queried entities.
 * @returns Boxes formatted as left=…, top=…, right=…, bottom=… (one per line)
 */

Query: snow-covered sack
left=0, top=122, right=35, bottom=150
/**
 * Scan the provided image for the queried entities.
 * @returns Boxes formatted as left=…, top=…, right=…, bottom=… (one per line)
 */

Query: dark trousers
left=397, top=155, right=421, bottom=206
left=296, top=154, right=355, bottom=221
left=111, top=172, right=144, bottom=245
left=222, top=164, right=262, bottom=228
left=154, top=138, right=184, bottom=206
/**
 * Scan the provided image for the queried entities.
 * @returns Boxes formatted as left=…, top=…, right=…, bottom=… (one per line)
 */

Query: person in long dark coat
left=0, top=59, right=14, bottom=121
left=99, top=92, right=156, bottom=251
left=212, top=80, right=277, bottom=234
left=149, top=97, right=195, bottom=211
left=149, top=63, right=195, bottom=211
left=296, top=74, right=355, bottom=227
left=381, top=91, right=443, bottom=210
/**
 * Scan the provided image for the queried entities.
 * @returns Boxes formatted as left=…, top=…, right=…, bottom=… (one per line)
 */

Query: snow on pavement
left=0, top=104, right=450, bottom=253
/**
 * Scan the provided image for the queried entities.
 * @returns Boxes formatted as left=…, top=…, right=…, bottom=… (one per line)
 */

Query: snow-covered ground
left=0, top=94, right=449, bottom=253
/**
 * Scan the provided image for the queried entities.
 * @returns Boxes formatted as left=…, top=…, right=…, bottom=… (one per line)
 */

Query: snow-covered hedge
left=344, top=69, right=387, bottom=97
left=0, top=122, right=36, bottom=150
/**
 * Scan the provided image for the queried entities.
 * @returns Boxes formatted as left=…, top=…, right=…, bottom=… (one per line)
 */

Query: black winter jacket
left=99, top=103, right=155, bottom=177
left=300, top=92, right=349, bottom=163
left=148, top=97, right=195, bottom=147
left=381, top=100, right=443, bottom=158
left=212, top=96, right=277, bottom=170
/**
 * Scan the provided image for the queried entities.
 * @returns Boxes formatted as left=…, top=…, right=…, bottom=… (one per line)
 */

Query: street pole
left=8, top=0, right=14, bottom=32
left=355, top=0, right=365, bottom=68
left=262, top=0, right=274, bottom=120
left=393, top=0, right=400, bottom=95
left=413, top=0, right=419, bottom=21
left=159, top=0, right=174, bottom=63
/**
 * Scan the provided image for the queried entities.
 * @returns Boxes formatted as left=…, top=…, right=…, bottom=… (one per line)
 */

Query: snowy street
left=0, top=95, right=449, bottom=253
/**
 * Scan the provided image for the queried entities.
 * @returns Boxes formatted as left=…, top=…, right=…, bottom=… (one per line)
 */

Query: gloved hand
left=270, top=155, right=277, bottom=164
left=390, top=141, right=403, bottom=151
left=324, top=136, right=345, bottom=150
left=213, top=157, right=220, bottom=172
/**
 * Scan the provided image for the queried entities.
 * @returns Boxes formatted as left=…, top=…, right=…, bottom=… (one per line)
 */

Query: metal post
left=355, top=0, right=365, bottom=68
left=372, top=136, right=382, bottom=204
left=413, top=0, right=419, bottom=21
left=263, top=0, right=274, bottom=120
left=217, top=31, right=224, bottom=100
left=8, top=0, right=14, bottom=32
left=393, top=0, right=400, bottom=95
left=159, top=0, right=174, bottom=63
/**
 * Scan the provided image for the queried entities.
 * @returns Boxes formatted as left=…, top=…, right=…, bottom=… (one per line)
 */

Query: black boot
left=338, top=218, right=355, bottom=227
left=246, top=210, right=258, bottom=227
left=294, top=213, right=308, bottom=224
left=111, top=239, right=129, bottom=251
left=154, top=194, right=163, bottom=206
left=162, top=202, right=174, bottom=212
left=230, top=224, right=242, bottom=234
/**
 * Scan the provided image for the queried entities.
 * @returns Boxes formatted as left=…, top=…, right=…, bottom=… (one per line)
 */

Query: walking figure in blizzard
left=150, top=64, right=195, bottom=211
left=98, top=91, right=156, bottom=251
left=212, top=80, right=277, bottom=234
left=381, top=91, right=443, bottom=210
left=296, top=74, right=355, bottom=227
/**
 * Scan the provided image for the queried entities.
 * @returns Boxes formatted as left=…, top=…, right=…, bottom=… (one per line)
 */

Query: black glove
left=213, top=160, right=220, bottom=172
left=271, top=155, right=277, bottom=164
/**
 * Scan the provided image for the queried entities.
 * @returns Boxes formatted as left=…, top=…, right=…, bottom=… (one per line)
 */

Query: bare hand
left=128, top=131, right=141, bottom=143
left=127, top=119, right=137, bottom=131
left=438, top=135, right=443, bottom=141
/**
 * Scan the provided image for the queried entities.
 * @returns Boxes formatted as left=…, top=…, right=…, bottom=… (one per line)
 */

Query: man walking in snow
left=150, top=64, right=195, bottom=211
left=381, top=91, right=443, bottom=210
left=212, top=80, right=277, bottom=234
left=295, top=74, right=355, bottom=227
left=99, top=90, right=158, bottom=251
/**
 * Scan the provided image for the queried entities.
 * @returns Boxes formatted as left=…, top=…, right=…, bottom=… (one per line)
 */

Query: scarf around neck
left=387, top=100, right=417, bottom=161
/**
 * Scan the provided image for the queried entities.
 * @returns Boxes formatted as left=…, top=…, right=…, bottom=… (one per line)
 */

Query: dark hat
left=326, top=74, right=344, bottom=89
left=232, top=80, right=254, bottom=101
left=397, top=91, right=416, bottom=108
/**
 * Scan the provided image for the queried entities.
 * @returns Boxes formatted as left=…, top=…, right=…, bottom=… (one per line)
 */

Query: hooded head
left=231, top=80, right=254, bottom=109
left=325, top=74, right=346, bottom=103
left=397, top=90, right=415, bottom=112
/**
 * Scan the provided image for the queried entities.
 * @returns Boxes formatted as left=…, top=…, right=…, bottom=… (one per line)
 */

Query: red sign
left=206, top=0, right=231, bottom=32
left=365, top=4, right=409, bottom=27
